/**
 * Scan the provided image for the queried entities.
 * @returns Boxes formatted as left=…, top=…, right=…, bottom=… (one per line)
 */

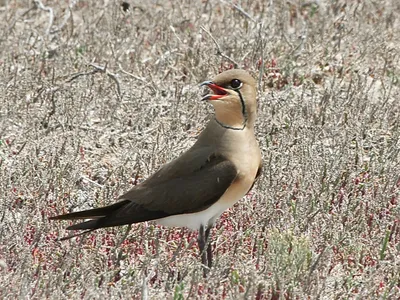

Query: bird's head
left=201, top=69, right=257, bottom=130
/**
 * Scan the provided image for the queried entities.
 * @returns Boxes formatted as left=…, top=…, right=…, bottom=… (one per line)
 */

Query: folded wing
left=50, top=152, right=237, bottom=232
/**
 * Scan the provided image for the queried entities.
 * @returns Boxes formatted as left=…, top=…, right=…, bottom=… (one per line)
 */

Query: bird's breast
left=156, top=128, right=261, bottom=230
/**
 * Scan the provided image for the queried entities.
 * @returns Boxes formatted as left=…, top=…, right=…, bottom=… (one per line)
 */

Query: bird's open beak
left=200, top=81, right=228, bottom=101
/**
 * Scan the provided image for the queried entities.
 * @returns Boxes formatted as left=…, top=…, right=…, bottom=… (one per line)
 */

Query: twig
left=88, top=63, right=122, bottom=98
left=200, top=26, right=239, bottom=68
left=0, top=259, right=6, bottom=270
left=33, top=0, right=54, bottom=35
left=169, top=25, right=183, bottom=44
left=50, top=0, right=78, bottom=33
left=113, top=225, right=132, bottom=266
left=282, top=33, right=294, bottom=50
left=141, top=269, right=149, bottom=300
left=50, top=9, right=71, bottom=34
left=257, top=24, right=265, bottom=92
left=6, top=6, right=35, bottom=33
left=293, top=23, right=308, bottom=58
left=118, top=64, right=158, bottom=94
left=65, top=69, right=99, bottom=83
left=118, top=64, right=146, bottom=83
left=15, top=141, right=27, bottom=156
left=302, top=1, right=320, bottom=8
left=116, top=225, right=132, bottom=249
left=80, top=175, right=104, bottom=188
left=232, top=3, right=256, bottom=22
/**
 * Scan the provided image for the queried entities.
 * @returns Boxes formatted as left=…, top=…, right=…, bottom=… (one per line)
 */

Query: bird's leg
left=198, top=225, right=207, bottom=267
left=198, top=225, right=209, bottom=277
left=205, top=226, right=213, bottom=269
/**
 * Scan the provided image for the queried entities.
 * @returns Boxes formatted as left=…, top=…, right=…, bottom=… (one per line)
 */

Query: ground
left=1, top=0, right=400, bottom=299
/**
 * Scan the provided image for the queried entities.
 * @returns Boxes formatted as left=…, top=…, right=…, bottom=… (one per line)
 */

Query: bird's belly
left=156, top=177, right=252, bottom=230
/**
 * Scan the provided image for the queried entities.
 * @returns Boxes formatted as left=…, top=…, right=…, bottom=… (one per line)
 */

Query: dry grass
left=1, top=0, right=400, bottom=298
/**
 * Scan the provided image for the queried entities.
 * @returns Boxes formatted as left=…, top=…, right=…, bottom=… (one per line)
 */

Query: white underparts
left=156, top=174, right=253, bottom=230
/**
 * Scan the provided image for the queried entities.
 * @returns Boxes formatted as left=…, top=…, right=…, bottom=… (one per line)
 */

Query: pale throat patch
left=214, top=90, right=248, bottom=131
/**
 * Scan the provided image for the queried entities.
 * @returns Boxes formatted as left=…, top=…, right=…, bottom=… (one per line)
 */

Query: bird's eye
left=230, top=79, right=242, bottom=89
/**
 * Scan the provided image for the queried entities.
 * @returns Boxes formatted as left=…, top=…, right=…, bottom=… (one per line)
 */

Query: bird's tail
left=49, top=200, right=131, bottom=238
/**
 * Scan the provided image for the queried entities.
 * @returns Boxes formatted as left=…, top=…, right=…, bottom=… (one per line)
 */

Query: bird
left=50, top=69, right=262, bottom=275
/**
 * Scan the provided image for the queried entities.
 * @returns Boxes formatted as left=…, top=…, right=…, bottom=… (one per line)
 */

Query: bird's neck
left=214, top=109, right=255, bottom=131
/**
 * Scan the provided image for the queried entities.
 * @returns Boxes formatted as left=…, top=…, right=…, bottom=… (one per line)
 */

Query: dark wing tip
left=65, top=219, right=100, bottom=231
left=49, top=215, right=66, bottom=221
left=48, top=200, right=132, bottom=221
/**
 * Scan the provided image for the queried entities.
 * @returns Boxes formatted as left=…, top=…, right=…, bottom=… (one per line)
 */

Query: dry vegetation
left=1, top=0, right=400, bottom=298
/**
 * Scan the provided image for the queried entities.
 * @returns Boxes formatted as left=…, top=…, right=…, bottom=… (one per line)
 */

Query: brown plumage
left=50, top=69, right=262, bottom=275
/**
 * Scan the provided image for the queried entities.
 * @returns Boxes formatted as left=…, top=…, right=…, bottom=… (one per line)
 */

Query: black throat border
left=215, top=90, right=248, bottom=131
